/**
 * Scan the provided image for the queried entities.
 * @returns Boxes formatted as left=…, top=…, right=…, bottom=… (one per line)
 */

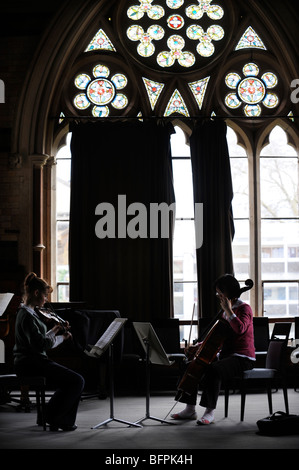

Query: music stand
left=133, top=322, right=175, bottom=425
left=85, top=318, right=142, bottom=428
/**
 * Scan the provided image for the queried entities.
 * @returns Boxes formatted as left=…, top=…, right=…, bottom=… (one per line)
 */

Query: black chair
left=253, top=317, right=269, bottom=367
left=293, top=317, right=299, bottom=392
left=0, top=374, right=46, bottom=430
left=148, top=319, right=186, bottom=390
left=151, top=318, right=185, bottom=361
left=225, top=339, right=289, bottom=421
left=271, top=322, right=291, bottom=342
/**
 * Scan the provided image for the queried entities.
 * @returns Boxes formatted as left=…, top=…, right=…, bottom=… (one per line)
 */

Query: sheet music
left=0, top=293, right=14, bottom=316
left=85, top=317, right=127, bottom=358
left=133, top=322, right=174, bottom=366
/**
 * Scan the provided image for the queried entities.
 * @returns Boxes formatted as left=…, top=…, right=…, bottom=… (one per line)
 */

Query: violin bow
left=163, top=304, right=195, bottom=421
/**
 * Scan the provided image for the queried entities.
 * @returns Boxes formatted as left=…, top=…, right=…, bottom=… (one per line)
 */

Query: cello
left=177, top=278, right=254, bottom=396
left=177, top=316, right=229, bottom=395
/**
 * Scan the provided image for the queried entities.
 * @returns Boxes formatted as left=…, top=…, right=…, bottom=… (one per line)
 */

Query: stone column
left=31, top=154, right=49, bottom=277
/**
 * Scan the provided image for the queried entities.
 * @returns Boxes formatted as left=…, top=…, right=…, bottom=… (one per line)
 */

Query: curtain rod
left=52, top=115, right=298, bottom=120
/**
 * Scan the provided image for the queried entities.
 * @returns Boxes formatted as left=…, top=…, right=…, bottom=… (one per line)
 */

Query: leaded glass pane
left=261, top=72, right=278, bottom=89
left=157, top=50, right=175, bottom=67
left=164, top=89, right=189, bottom=116
left=111, top=74, right=128, bottom=89
left=124, top=0, right=226, bottom=69
left=92, top=106, right=110, bottom=117
left=168, top=34, right=185, bottom=50
left=243, top=63, right=259, bottom=77
left=225, top=93, right=241, bottom=108
left=111, top=94, right=128, bottom=109
left=142, top=77, right=165, bottom=109
left=87, top=79, right=115, bottom=105
left=74, top=74, right=91, bottom=90
left=207, top=25, right=224, bottom=41
left=224, top=62, right=279, bottom=116
left=167, top=14, right=185, bottom=30
left=188, top=77, right=210, bottom=109
left=167, top=0, right=184, bottom=9
left=138, top=41, right=155, bottom=57
left=263, top=93, right=279, bottom=108
left=74, top=93, right=90, bottom=109
left=244, top=104, right=261, bottom=117
left=235, top=26, right=267, bottom=50
left=93, top=65, right=110, bottom=78
left=225, top=73, right=241, bottom=89
left=237, top=78, right=266, bottom=105
left=72, top=64, right=129, bottom=117
left=85, top=29, right=116, bottom=52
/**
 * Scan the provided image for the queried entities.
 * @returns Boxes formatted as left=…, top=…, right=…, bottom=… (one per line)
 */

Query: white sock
left=174, top=404, right=196, bottom=418
left=201, top=407, right=215, bottom=423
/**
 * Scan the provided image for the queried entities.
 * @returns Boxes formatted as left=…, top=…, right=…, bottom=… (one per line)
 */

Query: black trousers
left=15, top=356, right=85, bottom=427
left=175, top=355, right=255, bottom=410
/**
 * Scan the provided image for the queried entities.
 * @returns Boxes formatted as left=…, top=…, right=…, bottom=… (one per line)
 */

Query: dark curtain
left=190, top=120, right=235, bottom=319
left=69, top=120, right=175, bottom=322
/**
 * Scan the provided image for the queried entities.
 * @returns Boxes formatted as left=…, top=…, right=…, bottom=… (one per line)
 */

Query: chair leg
left=224, top=387, right=229, bottom=417
left=266, top=385, right=273, bottom=415
left=282, top=383, right=289, bottom=415
left=40, top=388, right=46, bottom=431
left=240, top=388, right=246, bottom=421
left=36, top=389, right=41, bottom=425
left=36, top=389, right=46, bottom=430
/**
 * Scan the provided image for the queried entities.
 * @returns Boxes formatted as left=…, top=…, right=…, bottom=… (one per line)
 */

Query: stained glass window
left=73, top=65, right=129, bottom=116
left=188, top=77, right=210, bottom=109
left=164, top=89, right=189, bottom=116
left=85, top=29, right=116, bottom=52
left=224, top=63, right=279, bottom=116
left=124, top=0, right=226, bottom=69
left=142, top=77, right=165, bottom=109
left=235, top=26, right=266, bottom=50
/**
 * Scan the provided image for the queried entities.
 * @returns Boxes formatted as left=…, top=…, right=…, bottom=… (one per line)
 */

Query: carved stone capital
left=33, top=244, right=46, bottom=252
left=9, top=153, right=22, bottom=169
left=30, top=154, right=50, bottom=169
left=46, top=156, right=57, bottom=167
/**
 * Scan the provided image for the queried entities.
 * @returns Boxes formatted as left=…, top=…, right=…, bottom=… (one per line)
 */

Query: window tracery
left=62, top=1, right=287, bottom=120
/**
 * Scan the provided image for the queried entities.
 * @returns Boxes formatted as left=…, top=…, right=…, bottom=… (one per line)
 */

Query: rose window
left=224, top=63, right=279, bottom=117
left=73, top=65, right=128, bottom=117
left=121, top=0, right=226, bottom=70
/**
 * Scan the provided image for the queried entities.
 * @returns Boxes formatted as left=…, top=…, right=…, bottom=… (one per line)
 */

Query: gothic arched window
left=54, top=0, right=299, bottom=321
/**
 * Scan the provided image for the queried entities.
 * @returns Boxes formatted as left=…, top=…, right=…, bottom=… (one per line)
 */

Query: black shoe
left=49, top=424, right=77, bottom=432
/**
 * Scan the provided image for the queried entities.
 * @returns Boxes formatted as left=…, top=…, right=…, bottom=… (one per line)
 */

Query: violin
left=35, top=304, right=70, bottom=334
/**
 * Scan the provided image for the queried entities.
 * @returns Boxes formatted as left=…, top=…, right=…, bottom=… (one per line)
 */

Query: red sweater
left=222, top=300, right=256, bottom=360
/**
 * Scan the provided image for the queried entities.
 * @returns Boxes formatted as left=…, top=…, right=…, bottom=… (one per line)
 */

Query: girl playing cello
left=171, top=274, right=255, bottom=425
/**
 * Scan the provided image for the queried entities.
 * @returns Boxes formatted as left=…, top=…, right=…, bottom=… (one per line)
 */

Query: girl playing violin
left=171, top=274, right=255, bottom=425
left=13, top=272, right=85, bottom=431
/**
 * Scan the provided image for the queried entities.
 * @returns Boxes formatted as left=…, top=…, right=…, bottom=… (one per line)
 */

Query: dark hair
left=24, top=272, right=53, bottom=297
left=215, top=274, right=253, bottom=299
